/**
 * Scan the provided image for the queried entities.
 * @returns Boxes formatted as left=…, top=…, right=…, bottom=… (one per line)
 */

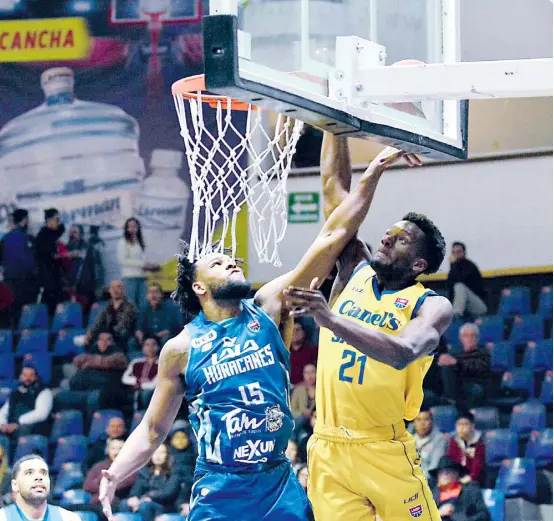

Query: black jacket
left=432, top=482, right=490, bottom=521
left=35, top=225, right=65, bottom=285
left=448, top=258, right=486, bottom=302
left=129, top=466, right=181, bottom=509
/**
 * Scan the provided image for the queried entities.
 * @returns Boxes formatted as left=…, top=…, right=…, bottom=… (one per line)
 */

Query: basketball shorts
left=307, top=422, right=441, bottom=521
left=187, top=458, right=314, bottom=521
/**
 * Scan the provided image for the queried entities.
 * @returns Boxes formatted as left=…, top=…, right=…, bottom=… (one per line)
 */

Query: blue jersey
left=184, top=299, right=294, bottom=468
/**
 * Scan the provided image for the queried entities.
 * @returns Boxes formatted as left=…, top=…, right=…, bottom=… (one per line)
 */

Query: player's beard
left=20, top=486, right=49, bottom=506
left=369, top=256, right=413, bottom=282
left=211, top=280, right=252, bottom=301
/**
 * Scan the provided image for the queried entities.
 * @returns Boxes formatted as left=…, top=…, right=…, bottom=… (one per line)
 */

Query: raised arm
left=321, top=133, right=351, bottom=219
left=99, top=332, right=189, bottom=520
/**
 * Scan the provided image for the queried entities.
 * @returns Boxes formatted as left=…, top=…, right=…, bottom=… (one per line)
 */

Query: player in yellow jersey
left=284, top=134, right=454, bottom=521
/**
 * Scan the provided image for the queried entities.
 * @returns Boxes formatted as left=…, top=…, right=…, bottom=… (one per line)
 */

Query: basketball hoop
left=172, top=74, right=304, bottom=266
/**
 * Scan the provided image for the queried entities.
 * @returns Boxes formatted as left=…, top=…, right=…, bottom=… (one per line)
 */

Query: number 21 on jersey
left=338, top=349, right=367, bottom=385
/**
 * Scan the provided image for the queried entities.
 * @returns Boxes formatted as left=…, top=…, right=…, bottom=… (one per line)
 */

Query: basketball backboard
left=110, top=0, right=201, bottom=24
left=202, top=0, right=552, bottom=159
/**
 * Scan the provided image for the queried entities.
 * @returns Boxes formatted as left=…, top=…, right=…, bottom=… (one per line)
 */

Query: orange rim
left=171, top=74, right=253, bottom=111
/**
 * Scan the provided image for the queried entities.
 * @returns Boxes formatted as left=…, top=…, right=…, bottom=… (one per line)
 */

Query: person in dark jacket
left=0, top=209, right=38, bottom=327
left=120, top=443, right=180, bottom=521
left=430, top=456, right=490, bottom=521
left=35, top=208, right=65, bottom=316
left=447, top=242, right=487, bottom=320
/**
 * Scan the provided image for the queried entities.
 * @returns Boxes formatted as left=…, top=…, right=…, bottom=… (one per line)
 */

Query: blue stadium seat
left=0, top=330, right=13, bottom=353
left=475, top=315, right=505, bottom=343
left=52, top=302, right=83, bottom=333
left=525, top=429, right=553, bottom=468
left=88, top=409, right=124, bottom=444
left=510, top=315, right=544, bottom=344
left=59, top=489, right=91, bottom=507
left=0, top=354, right=14, bottom=382
left=156, top=515, right=186, bottom=521
left=15, top=329, right=48, bottom=357
left=538, top=371, right=552, bottom=404
left=130, top=410, right=145, bottom=433
left=537, top=286, right=553, bottom=317
left=430, top=405, right=457, bottom=434
left=18, top=304, right=48, bottom=331
left=53, top=328, right=86, bottom=357
left=498, top=287, right=531, bottom=317
left=501, top=368, right=534, bottom=398
left=443, top=318, right=462, bottom=346
left=523, top=340, right=553, bottom=372
left=50, top=410, right=84, bottom=442
left=485, top=429, right=518, bottom=467
left=15, top=435, right=49, bottom=461
left=76, top=513, right=99, bottom=521
left=471, top=406, right=500, bottom=431
left=113, top=514, right=142, bottom=521
left=487, top=342, right=516, bottom=373
left=495, top=458, right=536, bottom=499
left=482, top=489, right=505, bottom=521
left=52, top=435, right=88, bottom=471
left=52, top=462, right=84, bottom=498
left=509, top=401, right=546, bottom=439
left=87, top=301, right=107, bottom=328
left=22, top=353, right=52, bottom=384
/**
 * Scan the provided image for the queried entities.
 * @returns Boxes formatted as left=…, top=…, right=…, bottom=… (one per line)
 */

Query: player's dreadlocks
left=172, top=242, right=201, bottom=322
left=402, top=212, right=446, bottom=275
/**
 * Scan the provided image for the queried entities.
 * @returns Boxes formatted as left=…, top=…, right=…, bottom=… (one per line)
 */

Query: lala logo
left=248, top=320, right=261, bottom=333
left=394, top=298, right=409, bottom=309
left=409, top=505, right=423, bottom=518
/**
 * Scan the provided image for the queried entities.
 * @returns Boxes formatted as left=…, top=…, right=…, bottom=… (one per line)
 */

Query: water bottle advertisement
left=0, top=0, right=248, bottom=288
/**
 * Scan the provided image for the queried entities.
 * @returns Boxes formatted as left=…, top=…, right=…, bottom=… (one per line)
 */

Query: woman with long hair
left=117, top=217, right=158, bottom=306
left=120, top=444, right=180, bottom=521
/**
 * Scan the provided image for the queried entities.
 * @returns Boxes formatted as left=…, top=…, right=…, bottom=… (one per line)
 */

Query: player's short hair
left=11, top=454, right=47, bottom=480
left=172, top=243, right=200, bottom=322
left=402, top=212, right=446, bottom=275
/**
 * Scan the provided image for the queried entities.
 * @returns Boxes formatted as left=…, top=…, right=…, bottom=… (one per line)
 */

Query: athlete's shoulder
left=160, top=329, right=192, bottom=371
left=0, top=507, right=7, bottom=521
left=417, top=294, right=453, bottom=323
left=58, top=506, right=81, bottom=521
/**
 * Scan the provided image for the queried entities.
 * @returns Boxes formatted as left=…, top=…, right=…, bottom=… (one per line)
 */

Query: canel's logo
left=338, top=300, right=401, bottom=331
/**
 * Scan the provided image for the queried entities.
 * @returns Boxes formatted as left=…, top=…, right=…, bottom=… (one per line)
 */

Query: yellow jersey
left=316, top=263, right=437, bottom=430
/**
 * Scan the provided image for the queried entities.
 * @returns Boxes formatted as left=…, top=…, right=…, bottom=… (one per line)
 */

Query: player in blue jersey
left=98, top=143, right=419, bottom=521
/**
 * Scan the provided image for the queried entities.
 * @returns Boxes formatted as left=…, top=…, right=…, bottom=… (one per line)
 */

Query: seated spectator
left=446, top=412, right=486, bottom=485
left=0, top=282, right=14, bottom=329
left=430, top=456, right=490, bottom=521
left=289, top=321, right=318, bottom=386
left=84, top=438, right=136, bottom=506
left=122, top=337, right=160, bottom=411
left=86, top=280, right=137, bottom=351
left=285, top=440, right=303, bottom=472
left=413, top=408, right=448, bottom=480
left=120, top=444, right=181, bottom=521
left=0, top=363, right=53, bottom=454
left=439, top=323, right=491, bottom=409
left=55, top=332, right=128, bottom=419
left=291, top=364, right=316, bottom=441
left=83, top=416, right=127, bottom=474
left=175, top=482, right=191, bottom=517
left=132, top=282, right=181, bottom=350
left=296, top=465, right=308, bottom=492
left=447, top=242, right=487, bottom=320
left=168, top=421, right=195, bottom=481
left=297, top=409, right=317, bottom=463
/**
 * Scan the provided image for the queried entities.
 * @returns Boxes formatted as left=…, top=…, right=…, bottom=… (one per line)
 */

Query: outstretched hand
left=99, top=469, right=117, bottom=521
left=283, top=278, right=334, bottom=328
left=372, top=146, right=422, bottom=171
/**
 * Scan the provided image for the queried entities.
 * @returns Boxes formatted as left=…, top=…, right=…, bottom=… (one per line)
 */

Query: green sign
left=288, top=192, right=320, bottom=223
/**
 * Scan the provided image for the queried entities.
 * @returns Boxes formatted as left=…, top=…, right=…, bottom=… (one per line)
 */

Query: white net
left=173, top=81, right=304, bottom=266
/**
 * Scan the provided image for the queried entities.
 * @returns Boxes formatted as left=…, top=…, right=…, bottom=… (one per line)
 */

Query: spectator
left=447, top=242, right=487, bottom=320
left=83, top=438, right=136, bottom=506
left=0, top=364, right=53, bottom=453
left=291, top=364, right=316, bottom=442
left=121, top=337, right=160, bottom=411
left=296, top=465, right=308, bottom=492
left=412, top=409, right=448, bottom=480
left=175, top=483, right=191, bottom=518
left=120, top=444, right=181, bottom=521
left=0, top=282, right=14, bottom=329
left=446, top=412, right=486, bottom=485
left=133, top=282, right=181, bottom=350
left=297, top=409, right=317, bottom=463
left=167, top=422, right=195, bottom=499
left=83, top=417, right=127, bottom=474
left=117, top=218, right=158, bottom=307
left=289, top=321, right=318, bottom=385
left=439, top=323, right=491, bottom=409
left=430, top=456, right=490, bottom=521
left=86, top=280, right=137, bottom=351
left=0, top=209, right=38, bottom=327
left=285, top=440, right=303, bottom=472
left=55, top=332, right=128, bottom=419
left=35, top=208, right=65, bottom=316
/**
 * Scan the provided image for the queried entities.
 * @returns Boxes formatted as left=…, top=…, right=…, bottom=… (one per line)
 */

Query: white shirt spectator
left=117, top=238, right=146, bottom=278
left=0, top=389, right=53, bottom=426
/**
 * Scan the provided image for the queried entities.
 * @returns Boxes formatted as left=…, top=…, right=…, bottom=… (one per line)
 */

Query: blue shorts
left=187, top=459, right=314, bottom=521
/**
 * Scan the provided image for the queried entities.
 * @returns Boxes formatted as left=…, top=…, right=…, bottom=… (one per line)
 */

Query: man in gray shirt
left=413, top=408, right=448, bottom=480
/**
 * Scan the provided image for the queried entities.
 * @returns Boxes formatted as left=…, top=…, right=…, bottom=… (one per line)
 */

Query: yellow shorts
left=307, top=423, right=441, bottom=521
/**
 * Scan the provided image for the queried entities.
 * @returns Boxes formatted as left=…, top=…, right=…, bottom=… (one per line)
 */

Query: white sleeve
left=18, top=389, right=53, bottom=425
left=0, top=401, right=9, bottom=426
left=140, top=375, right=158, bottom=390
left=121, top=360, right=139, bottom=386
